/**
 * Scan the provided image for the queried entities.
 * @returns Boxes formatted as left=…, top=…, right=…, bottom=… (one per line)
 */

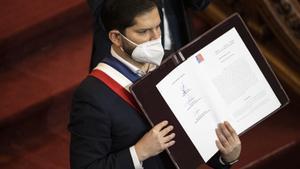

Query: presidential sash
left=90, top=63, right=140, bottom=111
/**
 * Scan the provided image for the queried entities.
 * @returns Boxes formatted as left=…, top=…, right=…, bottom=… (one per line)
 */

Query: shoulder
left=75, top=76, right=104, bottom=93
left=72, top=76, right=116, bottom=110
left=70, top=76, right=114, bottom=128
left=74, top=76, right=110, bottom=100
left=73, top=75, right=127, bottom=109
left=69, top=76, right=113, bottom=138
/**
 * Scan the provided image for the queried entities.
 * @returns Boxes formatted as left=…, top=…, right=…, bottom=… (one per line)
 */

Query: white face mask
left=120, top=34, right=164, bottom=66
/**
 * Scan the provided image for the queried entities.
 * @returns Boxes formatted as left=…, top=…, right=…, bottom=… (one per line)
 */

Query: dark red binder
left=130, top=13, right=289, bottom=169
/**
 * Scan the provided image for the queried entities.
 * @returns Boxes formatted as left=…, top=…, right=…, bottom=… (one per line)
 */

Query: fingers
left=164, top=140, right=176, bottom=148
left=217, top=122, right=240, bottom=143
left=216, top=140, right=226, bottom=153
left=163, top=133, right=176, bottom=143
left=224, top=121, right=235, bottom=134
left=215, top=127, right=230, bottom=148
left=153, top=120, right=169, bottom=131
left=224, top=121, right=240, bottom=142
left=215, top=121, right=242, bottom=162
left=215, top=122, right=239, bottom=152
left=161, top=125, right=174, bottom=136
left=219, top=123, right=235, bottom=144
left=135, top=121, right=176, bottom=161
left=153, top=121, right=174, bottom=137
left=154, top=120, right=175, bottom=145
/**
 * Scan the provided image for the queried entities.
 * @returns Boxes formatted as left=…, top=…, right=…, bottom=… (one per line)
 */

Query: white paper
left=156, top=28, right=281, bottom=162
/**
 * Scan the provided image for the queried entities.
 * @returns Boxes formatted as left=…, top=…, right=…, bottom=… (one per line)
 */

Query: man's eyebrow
left=135, top=28, right=151, bottom=31
left=135, top=23, right=161, bottom=31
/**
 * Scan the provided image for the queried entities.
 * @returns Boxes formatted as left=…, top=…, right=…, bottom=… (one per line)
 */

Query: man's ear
left=108, top=30, right=122, bottom=47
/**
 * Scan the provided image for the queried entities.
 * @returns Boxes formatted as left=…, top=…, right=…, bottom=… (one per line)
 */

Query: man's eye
left=138, top=30, right=148, bottom=34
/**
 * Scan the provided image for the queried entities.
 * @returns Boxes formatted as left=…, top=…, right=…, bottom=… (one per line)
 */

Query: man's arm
left=69, top=79, right=135, bottom=169
left=207, top=122, right=241, bottom=169
left=207, top=152, right=231, bottom=169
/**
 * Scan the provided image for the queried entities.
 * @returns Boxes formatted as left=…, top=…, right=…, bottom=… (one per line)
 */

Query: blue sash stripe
left=102, top=56, right=140, bottom=82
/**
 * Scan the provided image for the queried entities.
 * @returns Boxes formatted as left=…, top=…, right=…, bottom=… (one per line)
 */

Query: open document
left=156, top=27, right=281, bottom=162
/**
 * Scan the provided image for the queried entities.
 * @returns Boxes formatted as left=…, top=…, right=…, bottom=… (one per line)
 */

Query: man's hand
left=215, top=121, right=241, bottom=163
left=135, top=121, right=176, bottom=161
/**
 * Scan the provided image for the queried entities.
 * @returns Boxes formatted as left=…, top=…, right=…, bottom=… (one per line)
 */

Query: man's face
left=121, top=7, right=161, bottom=55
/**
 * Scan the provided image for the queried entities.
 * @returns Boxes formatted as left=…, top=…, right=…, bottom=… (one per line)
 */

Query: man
left=87, top=0, right=211, bottom=71
left=69, top=0, right=241, bottom=169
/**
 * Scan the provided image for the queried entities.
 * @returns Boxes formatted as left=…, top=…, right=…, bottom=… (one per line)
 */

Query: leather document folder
left=130, top=13, right=289, bottom=169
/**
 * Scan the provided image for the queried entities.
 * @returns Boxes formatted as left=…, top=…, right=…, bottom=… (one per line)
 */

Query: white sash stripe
left=94, top=63, right=133, bottom=92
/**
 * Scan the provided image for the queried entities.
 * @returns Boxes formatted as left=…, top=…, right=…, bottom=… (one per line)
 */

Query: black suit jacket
left=87, top=0, right=211, bottom=71
left=69, top=76, right=175, bottom=169
left=69, top=70, right=230, bottom=169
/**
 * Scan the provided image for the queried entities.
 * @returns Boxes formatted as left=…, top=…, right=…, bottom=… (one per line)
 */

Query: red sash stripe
left=89, top=69, right=140, bottom=111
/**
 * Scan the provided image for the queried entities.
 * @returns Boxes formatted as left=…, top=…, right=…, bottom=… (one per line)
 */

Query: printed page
left=156, top=59, right=220, bottom=162
left=156, top=27, right=281, bottom=162
left=191, top=28, right=281, bottom=134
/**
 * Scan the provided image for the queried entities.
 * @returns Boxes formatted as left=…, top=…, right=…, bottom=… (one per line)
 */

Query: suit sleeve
left=68, top=83, right=135, bottom=169
left=207, top=152, right=231, bottom=169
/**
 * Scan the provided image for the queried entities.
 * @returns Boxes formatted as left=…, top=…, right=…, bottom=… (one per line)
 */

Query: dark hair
left=101, top=0, right=157, bottom=33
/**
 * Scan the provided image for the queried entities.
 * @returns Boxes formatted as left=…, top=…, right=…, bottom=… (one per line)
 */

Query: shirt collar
left=110, top=47, right=146, bottom=76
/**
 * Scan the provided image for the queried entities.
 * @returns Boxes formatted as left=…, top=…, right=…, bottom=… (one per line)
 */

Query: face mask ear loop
left=119, top=32, right=138, bottom=46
